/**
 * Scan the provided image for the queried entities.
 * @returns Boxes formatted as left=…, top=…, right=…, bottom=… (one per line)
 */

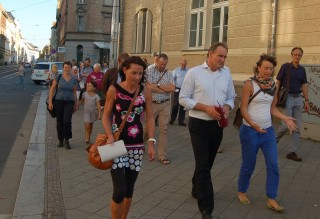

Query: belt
left=152, top=99, right=169, bottom=104
left=288, top=93, right=301, bottom=98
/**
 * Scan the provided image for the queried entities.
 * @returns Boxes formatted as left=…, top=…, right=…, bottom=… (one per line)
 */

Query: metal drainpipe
left=117, top=0, right=121, bottom=61
left=270, top=0, right=278, bottom=57
left=159, top=0, right=164, bottom=53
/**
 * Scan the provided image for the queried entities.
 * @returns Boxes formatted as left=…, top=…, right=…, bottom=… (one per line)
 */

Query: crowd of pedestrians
left=46, top=43, right=309, bottom=219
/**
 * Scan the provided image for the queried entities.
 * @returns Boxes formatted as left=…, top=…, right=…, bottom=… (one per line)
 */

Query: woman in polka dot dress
left=102, top=56, right=155, bottom=219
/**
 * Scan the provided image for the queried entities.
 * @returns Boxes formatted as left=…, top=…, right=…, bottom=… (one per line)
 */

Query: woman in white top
left=237, top=54, right=297, bottom=212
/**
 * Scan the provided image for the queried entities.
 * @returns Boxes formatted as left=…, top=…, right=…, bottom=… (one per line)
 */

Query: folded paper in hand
left=97, top=140, right=127, bottom=162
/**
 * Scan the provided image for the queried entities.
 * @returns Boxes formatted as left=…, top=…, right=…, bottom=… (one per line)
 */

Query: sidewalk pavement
left=13, top=90, right=320, bottom=218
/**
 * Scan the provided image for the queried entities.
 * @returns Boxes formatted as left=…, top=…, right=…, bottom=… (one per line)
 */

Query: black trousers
left=111, top=167, right=139, bottom=203
left=54, top=99, right=74, bottom=142
left=170, top=88, right=185, bottom=123
left=189, top=117, right=223, bottom=213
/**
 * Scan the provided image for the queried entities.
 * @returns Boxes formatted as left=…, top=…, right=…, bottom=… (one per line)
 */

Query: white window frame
left=211, top=0, right=229, bottom=43
left=189, top=0, right=206, bottom=48
left=132, top=9, right=152, bottom=53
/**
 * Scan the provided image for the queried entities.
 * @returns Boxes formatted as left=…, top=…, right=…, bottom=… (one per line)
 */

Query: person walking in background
left=102, top=53, right=130, bottom=96
left=16, top=62, right=25, bottom=90
left=102, top=61, right=109, bottom=73
left=179, top=42, right=235, bottom=219
left=71, top=65, right=82, bottom=100
left=237, top=54, right=297, bottom=212
left=169, top=58, right=188, bottom=126
left=102, top=56, right=155, bottom=219
left=144, top=53, right=175, bottom=165
left=48, top=61, right=78, bottom=149
left=86, top=63, right=104, bottom=101
left=276, top=47, right=309, bottom=162
left=79, top=58, right=93, bottom=100
left=47, top=63, right=59, bottom=89
left=78, top=81, right=101, bottom=147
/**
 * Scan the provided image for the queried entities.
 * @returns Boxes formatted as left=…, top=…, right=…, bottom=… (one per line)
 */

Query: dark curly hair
left=119, top=56, right=148, bottom=84
left=253, top=54, right=277, bottom=75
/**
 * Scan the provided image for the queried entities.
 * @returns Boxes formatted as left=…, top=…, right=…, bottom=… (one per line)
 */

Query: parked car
left=31, top=62, right=63, bottom=84
left=24, top=62, right=32, bottom=68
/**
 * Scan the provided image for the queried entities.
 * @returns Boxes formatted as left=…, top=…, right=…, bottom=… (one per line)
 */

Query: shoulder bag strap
left=285, top=63, right=291, bottom=90
left=53, top=74, right=62, bottom=99
left=155, top=70, right=167, bottom=84
left=113, top=87, right=140, bottom=141
left=248, top=89, right=262, bottom=104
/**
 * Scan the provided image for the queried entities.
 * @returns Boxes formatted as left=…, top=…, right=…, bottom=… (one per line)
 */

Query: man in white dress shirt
left=179, top=42, right=235, bottom=219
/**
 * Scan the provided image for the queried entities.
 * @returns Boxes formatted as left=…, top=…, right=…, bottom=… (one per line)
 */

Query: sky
left=1, top=0, right=57, bottom=50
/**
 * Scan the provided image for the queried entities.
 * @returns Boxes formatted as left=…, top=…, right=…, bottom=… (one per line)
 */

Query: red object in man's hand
left=215, top=106, right=228, bottom=128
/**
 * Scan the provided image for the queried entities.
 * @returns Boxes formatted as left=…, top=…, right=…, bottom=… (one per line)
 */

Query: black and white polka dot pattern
left=112, top=149, right=144, bottom=172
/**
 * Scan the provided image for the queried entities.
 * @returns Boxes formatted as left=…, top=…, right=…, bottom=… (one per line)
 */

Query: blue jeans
left=276, top=95, right=303, bottom=153
left=16, top=75, right=24, bottom=89
left=238, top=125, right=279, bottom=199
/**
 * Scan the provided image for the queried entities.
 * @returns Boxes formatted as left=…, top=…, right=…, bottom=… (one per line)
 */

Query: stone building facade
left=55, top=0, right=113, bottom=65
left=119, top=0, right=320, bottom=140
left=120, top=0, right=320, bottom=74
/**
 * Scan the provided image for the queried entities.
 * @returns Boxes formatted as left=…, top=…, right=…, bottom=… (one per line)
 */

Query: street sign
left=51, top=48, right=56, bottom=54
left=58, top=47, right=66, bottom=53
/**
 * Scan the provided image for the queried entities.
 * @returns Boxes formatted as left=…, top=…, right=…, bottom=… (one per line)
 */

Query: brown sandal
left=159, top=158, right=170, bottom=165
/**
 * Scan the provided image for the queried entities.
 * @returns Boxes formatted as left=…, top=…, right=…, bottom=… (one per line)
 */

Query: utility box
left=301, top=65, right=320, bottom=141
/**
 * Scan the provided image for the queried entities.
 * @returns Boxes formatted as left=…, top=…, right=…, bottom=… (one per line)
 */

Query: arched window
left=77, top=45, right=83, bottom=63
left=132, top=9, right=152, bottom=53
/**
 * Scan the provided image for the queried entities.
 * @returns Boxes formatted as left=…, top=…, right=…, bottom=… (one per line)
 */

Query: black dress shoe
left=64, top=140, right=71, bottom=150
left=178, top=122, right=187, bottom=126
left=169, top=120, right=174, bottom=125
left=191, top=189, right=197, bottom=199
left=57, top=141, right=63, bottom=148
left=286, top=152, right=302, bottom=162
left=201, top=210, right=212, bottom=219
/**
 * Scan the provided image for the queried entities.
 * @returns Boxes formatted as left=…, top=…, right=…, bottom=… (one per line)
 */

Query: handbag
left=276, top=63, right=291, bottom=107
left=87, top=88, right=139, bottom=170
left=233, top=88, right=262, bottom=130
left=46, top=74, right=62, bottom=118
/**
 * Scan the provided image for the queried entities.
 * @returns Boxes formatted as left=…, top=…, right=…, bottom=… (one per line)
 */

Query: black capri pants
left=111, top=167, right=139, bottom=203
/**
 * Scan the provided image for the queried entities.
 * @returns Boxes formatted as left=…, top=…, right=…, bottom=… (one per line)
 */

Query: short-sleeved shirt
left=276, top=62, right=307, bottom=94
left=86, top=71, right=104, bottom=91
left=55, top=75, right=77, bottom=100
left=146, top=64, right=174, bottom=102
left=83, top=92, right=100, bottom=113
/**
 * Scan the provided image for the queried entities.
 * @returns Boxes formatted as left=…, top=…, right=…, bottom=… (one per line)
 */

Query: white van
left=31, top=62, right=63, bottom=84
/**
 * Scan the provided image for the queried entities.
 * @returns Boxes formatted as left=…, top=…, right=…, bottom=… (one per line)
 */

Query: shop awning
left=93, top=42, right=110, bottom=49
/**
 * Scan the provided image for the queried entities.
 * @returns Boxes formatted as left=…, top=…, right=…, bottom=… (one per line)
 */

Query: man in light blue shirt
left=169, top=58, right=188, bottom=126
left=179, top=42, right=235, bottom=219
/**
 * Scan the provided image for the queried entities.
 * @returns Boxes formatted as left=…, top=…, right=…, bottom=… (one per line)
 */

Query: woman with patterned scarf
left=237, top=54, right=297, bottom=212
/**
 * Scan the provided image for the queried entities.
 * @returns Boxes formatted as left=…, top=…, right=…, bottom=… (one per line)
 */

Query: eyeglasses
left=292, top=54, right=302, bottom=57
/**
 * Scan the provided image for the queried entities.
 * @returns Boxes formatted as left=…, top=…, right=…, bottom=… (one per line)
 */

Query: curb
left=13, top=91, right=47, bottom=218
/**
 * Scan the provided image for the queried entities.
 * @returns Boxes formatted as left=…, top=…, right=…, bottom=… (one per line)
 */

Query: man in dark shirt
left=276, top=47, right=310, bottom=162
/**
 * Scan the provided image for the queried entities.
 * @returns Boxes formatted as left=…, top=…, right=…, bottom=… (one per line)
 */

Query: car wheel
left=33, top=80, right=41, bottom=85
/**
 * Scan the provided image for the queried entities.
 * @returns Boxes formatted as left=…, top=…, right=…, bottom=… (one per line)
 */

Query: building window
left=103, top=0, right=113, bottom=6
left=132, top=9, right=152, bottom=53
left=78, top=0, right=86, bottom=4
left=78, top=16, right=85, bottom=32
left=211, top=0, right=228, bottom=44
left=189, top=0, right=205, bottom=47
left=77, top=45, right=83, bottom=63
